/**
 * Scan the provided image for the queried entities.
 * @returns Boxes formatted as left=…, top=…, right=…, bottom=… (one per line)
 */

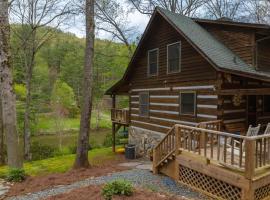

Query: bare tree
left=128, top=0, right=206, bottom=16
left=0, top=0, right=22, bottom=168
left=74, top=0, right=95, bottom=168
left=10, top=0, right=73, bottom=160
left=96, top=0, right=136, bottom=56
left=241, top=0, right=270, bottom=24
left=204, top=0, right=243, bottom=20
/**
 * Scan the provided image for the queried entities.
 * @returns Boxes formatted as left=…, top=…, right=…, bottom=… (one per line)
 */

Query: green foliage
left=14, top=84, right=27, bottom=100
left=31, top=141, right=58, bottom=161
left=102, top=180, right=133, bottom=200
left=51, top=80, right=78, bottom=117
left=6, top=168, right=26, bottom=182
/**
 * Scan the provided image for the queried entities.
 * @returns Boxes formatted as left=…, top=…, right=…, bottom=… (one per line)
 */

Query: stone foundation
left=128, top=126, right=165, bottom=158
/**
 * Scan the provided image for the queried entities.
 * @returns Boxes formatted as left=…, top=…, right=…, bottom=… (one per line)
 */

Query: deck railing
left=111, top=108, right=130, bottom=124
left=153, top=126, right=176, bottom=170
left=154, top=121, right=270, bottom=179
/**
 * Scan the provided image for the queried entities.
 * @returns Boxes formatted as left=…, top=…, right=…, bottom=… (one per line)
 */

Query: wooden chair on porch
left=264, top=123, right=270, bottom=135
left=220, top=124, right=261, bottom=167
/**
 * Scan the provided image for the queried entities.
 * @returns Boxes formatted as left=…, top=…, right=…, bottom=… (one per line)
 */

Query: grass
left=0, top=147, right=117, bottom=177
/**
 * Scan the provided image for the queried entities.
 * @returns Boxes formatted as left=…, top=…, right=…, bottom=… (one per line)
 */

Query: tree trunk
left=0, top=0, right=22, bottom=168
left=74, top=0, right=95, bottom=168
left=24, top=70, right=32, bottom=160
left=23, top=32, right=36, bottom=161
left=0, top=97, right=5, bottom=165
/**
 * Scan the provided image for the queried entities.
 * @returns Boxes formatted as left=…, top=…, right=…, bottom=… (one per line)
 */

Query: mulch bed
left=6, top=155, right=128, bottom=198
left=45, top=185, right=185, bottom=200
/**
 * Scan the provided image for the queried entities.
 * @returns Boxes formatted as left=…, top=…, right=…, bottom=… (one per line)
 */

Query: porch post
left=245, top=139, right=256, bottom=179
left=112, top=94, right=116, bottom=152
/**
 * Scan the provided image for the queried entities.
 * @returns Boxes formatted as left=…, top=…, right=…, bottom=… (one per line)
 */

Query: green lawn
left=0, top=147, right=117, bottom=177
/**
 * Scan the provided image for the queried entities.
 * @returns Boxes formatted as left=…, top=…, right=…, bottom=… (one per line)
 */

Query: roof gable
left=106, top=7, right=270, bottom=95
left=158, top=7, right=270, bottom=81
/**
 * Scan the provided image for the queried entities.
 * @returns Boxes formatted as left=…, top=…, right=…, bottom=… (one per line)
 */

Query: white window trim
left=167, top=41, right=181, bottom=74
left=139, top=92, right=150, bottom=117
left=147, top=48, right=159, bottom=76
left=179, top=91, right=197, bottom=116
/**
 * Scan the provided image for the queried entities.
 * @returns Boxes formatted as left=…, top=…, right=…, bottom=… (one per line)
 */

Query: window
left=167, top=42, right=181, bottom=73
left=263, top=95, right=270, bottom=113
left=139, top=92, right=149, bottom=117
left=180, top=92, right=196, bottom=115
left=148, top=49, right=158, bottom=76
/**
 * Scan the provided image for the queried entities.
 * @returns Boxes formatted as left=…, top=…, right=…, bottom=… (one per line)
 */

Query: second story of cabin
left=107, top=7, right=270, bottom=95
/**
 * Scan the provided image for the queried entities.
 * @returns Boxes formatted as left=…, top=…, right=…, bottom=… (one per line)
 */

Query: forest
left=0, top=0, right=270, bottom=182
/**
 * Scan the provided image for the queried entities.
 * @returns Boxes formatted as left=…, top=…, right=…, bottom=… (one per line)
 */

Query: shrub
left=68, top=145, right=77, bottom=154
left=102, top=180, right=133, bottom=200
left=6, top=168, right=26, bottom=182
left=31, top=141, right=58, bottom=161
left=103, top=133, right=121, bottom=147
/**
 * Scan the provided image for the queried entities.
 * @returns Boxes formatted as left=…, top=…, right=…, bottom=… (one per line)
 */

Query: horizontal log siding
left=219, top=95, right=247, bottom=124
left=203, top=24, right=255, bottom=66
left=130, top=86, right=218, bottom=133
left=128, top=14, right=217, bottom=89
left=256, top=96, right=270, bottom=128
left=257, top=39, right=270, bottom=71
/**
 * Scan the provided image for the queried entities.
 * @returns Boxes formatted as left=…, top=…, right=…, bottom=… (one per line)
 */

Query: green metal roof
left=158, top=7, right=270, bottom=80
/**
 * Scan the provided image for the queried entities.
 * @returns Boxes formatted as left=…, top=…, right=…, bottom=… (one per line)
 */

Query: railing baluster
left=204, top=132, right=207, bottom=157
left=231, top=138, right=234, bottom=166
left=211, top=133, right=214, bottom=159
left=217, top=135, right=220, bottom=161
left=224, top=136, right=227, bottom=163
left=239, top=139, right=243, bottom=168
left=256, top=140, right=258, bottom=168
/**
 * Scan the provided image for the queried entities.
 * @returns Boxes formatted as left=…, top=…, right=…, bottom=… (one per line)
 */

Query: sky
left=66, top=7, right=150, bottom=40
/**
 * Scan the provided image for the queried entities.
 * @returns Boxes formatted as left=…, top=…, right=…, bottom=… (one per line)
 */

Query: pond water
left=29, top=128, right=111, bottom=149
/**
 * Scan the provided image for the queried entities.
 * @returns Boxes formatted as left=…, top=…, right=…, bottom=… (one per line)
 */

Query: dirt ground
left=6, top=155, right=127, bottom=198
left=45, top=185, right=185, bottom=200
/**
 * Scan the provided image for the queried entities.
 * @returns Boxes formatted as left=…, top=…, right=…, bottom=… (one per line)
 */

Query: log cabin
left=106, top=7, right=270, bottom=200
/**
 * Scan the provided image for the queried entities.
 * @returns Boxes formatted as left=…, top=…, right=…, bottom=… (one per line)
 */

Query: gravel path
left=7, top=169, right=208, bottom=200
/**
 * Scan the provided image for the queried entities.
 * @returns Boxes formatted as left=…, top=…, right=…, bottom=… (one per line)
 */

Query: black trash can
left=125, top=144, right=136, bottom=159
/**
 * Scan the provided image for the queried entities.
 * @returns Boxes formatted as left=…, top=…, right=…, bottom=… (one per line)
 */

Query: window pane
left=148, top=50, right=158, bottom=75
left=168, top=43, right=180, bottom=73
left=169, top=59, right=179, bottom=73
left=168, top=44, right=179, bottom=59
left=180, top=93, right=195, bottom=115
left=149, top=63, right=157, bottom=74
left=139, top=93, right=149, bottom=116
left=264, top=95, right=270, bottom=112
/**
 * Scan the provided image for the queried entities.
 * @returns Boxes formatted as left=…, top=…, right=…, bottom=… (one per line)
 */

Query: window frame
left=179, top=91, right=197, bottom=116
left=167, top=41, right=181, bottom=74
left=263, top=95, right=270, bottom=115
left=139, top=92, right=150, bottom=117
left=147, top=48, right=159, bottom=76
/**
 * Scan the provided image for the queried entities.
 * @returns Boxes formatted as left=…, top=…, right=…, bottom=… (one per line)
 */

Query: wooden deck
left=153, top=121, right=270, bottom=200
left=111, top=108, right=130, bottom=152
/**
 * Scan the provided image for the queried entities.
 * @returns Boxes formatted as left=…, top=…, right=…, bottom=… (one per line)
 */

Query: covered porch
left=219, top=87, right=270, bottom=134
left=110, top=94, right=130, bottom=152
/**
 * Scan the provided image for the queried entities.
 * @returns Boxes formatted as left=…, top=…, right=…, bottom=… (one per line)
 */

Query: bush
left=102, top=180, right=133, bottom=200
left=31, top=141, right=58, bottom=161
left=6, top=168, right=26, bottom=182
left=68, top=145, right=77, bottom=154
left=103, top=133, right=121, bottom=147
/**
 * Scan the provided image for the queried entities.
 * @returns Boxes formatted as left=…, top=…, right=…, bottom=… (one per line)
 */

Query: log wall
left=130, top=83, right=219, bottom=134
